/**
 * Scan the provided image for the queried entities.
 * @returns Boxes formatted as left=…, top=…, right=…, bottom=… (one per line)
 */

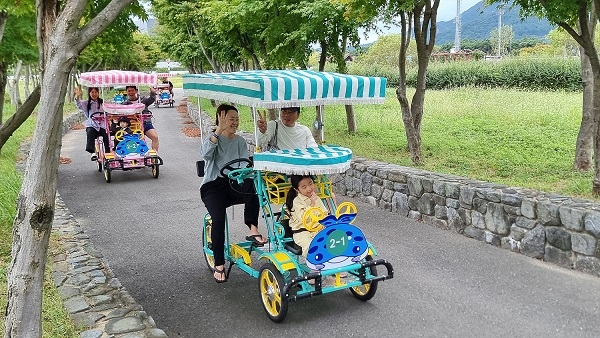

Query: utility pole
left=454, top=0, right=461, bottom=52
left=497, top=5, right=504, bottom=58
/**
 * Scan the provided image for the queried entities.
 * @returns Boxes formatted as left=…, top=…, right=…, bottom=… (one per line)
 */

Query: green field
left=229, top=87, right=593, bottom=200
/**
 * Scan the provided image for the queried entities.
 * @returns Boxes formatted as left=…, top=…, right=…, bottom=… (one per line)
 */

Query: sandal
left=213, top=267, right=227, bottom=283
left=245, top=234, right=267, bottom=246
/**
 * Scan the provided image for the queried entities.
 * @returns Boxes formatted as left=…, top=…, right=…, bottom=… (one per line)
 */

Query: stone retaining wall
left=187, top=101, right=600, bottom=278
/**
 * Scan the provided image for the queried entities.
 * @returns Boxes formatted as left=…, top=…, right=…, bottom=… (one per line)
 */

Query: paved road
left=58, top=89, right=600, bottom=338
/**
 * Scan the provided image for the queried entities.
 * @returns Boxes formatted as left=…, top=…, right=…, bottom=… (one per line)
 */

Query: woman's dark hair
left=86, top=87, right=103, bottom=113
left=285, top=175, right=314, bottom=214
left=215, top=104, right=238, bottom=125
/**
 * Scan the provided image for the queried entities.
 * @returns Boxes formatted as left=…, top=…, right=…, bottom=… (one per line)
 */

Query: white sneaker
left=90, top=153, right=98, bottom=161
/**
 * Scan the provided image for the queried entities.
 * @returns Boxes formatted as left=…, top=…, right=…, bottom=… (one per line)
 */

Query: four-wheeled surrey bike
left=184, top=70, right=395, bottom=322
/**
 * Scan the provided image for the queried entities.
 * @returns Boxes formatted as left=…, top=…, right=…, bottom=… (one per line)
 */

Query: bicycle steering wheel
left=90, top=112, right=104, bottom=120
left=219, top=158, right=253, bottom=181
left=336, top=202, right=358, bottom=221
left=302, top=207, right=326, bottom=232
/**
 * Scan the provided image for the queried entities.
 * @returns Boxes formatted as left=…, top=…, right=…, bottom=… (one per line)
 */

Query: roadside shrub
left=348, top=57, right=581, bottom=91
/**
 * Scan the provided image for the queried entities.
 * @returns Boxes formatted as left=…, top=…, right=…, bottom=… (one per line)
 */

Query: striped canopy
left=183, top=70, right=386, bottom=109
left=253, top=145, right=352, bottom=175
left=156, top=73, right=174, bottom=78
left=79, top=70, right=157, bottom=87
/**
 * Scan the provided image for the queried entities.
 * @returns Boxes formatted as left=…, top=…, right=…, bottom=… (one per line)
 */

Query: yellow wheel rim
left=351, top=283, right=371, bottom=296
left=336, top=202, right=357, bottom=221
left=205, top=223, right=215, bottom=269
left=260, top=269, right=282, bottom=317
left=302, top=207, right=325, bottom=232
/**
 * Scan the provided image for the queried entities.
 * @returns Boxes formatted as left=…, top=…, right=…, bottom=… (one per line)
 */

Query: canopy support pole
left=251, top=107, right=259, bottom=153
left=197, top=97, right=203, bottom=141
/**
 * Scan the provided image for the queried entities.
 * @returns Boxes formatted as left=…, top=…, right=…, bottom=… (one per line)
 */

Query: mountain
left=435, top=1, right=556, bottom=45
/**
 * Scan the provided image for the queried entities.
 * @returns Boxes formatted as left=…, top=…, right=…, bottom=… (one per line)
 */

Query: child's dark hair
left=285, top=175, right=314, bottom=213
left=215, top=104, right=238, bottom=125
left=86, top=87, right=103, bottom=113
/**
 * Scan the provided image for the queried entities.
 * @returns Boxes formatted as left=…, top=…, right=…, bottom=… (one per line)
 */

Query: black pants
left=86, top=127, right=109, bottom=153
left=200, top=177, right=260, bottom=266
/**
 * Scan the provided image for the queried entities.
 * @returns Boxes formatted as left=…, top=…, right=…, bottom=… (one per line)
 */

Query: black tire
left=259, top=263, right=289, bottom=323
left=202, top=214, right=215, bottom=270
left=104, top=167, right=111, bottom=183
left=350, top=255, right=378, bottom=301
left=97, top=160, right=102, bottom=172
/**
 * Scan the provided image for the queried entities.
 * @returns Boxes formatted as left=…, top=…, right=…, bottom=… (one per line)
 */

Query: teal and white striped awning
left=183, top=70, right=386, bottom=109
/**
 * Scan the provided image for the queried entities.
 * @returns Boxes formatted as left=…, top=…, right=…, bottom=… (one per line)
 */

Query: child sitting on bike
left=110, top=116, right=133, bottom=149
left=285, top=175, right=329, bottom=258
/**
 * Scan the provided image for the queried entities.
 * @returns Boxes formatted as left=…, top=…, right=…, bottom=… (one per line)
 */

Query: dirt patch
left=71, top=123, right=84, bottom=130
left=182, top=127, right=201, bottom=138
left=59, top=157, right=72, bottom=164
left=182, top=120, right=195, bottom=124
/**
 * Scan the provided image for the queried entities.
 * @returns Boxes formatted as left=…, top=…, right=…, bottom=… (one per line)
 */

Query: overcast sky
left=437, top=0, right=482, bottom=21
left=360, top=0, right=483, bottom=43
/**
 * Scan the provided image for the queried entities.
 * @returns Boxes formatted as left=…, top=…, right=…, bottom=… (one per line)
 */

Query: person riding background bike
left=75, top=86, right=109, bottom=161
left=124, top=85, right=160, bottom=151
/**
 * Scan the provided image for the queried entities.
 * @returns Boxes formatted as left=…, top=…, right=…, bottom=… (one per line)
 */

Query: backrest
left=262, top=172, right=333, bottom=205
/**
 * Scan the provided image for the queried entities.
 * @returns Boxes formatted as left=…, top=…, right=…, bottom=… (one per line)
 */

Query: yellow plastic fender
left=260, top=251, right=298, bottom=272
left=230, top=244, right=252, bottom=266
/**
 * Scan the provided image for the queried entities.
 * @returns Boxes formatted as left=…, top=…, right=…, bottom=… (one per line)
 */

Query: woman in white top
left=256, top=106, right=318, bottom=150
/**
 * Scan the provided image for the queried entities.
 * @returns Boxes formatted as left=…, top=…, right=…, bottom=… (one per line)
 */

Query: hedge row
left=348, top=58, right=583, bottom=91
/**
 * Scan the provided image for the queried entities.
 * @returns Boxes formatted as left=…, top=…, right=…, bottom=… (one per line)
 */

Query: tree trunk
left=574, top=48, right=594, bottom=171
left=4, top=62, right=66, bottom=337
left=313, top=105, right=324, bottom=143
left=251, top=53, right=261, bottom=70
left=345, top=105, right=357, bottom=134
left=313, top=40, right=328, bottom=141
left=0, top=61, right=7, bottom=125
left=318, top=40, right=328, bottom=72
left=24, top=65, right=31, bottom=98
left=591, top=71, right=600, bottom=196
left=0, top=86, right=40, bottom=151
left=9, top=60, right=23, bottom=107
left=0, top=10, right=7, bottom=43
left=4, top=0, right=134, bottom=335
left=397, top=2, right=438, bottom=165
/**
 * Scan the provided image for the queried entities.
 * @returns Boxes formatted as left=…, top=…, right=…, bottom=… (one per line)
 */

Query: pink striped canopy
left=156, top=73, right=174, bottom=78
left=79, top=70, right=157, bottom=87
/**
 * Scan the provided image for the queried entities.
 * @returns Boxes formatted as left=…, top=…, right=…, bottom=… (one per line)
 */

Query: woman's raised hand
left=215, top=110, right=228, bottom=134
left=74, top=87, right=82, bottom=100
left=256, top=110, right=267, bottom=133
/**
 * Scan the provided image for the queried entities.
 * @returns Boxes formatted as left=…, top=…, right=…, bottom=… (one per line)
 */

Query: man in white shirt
left=256, top=106, right=318, bottom=150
